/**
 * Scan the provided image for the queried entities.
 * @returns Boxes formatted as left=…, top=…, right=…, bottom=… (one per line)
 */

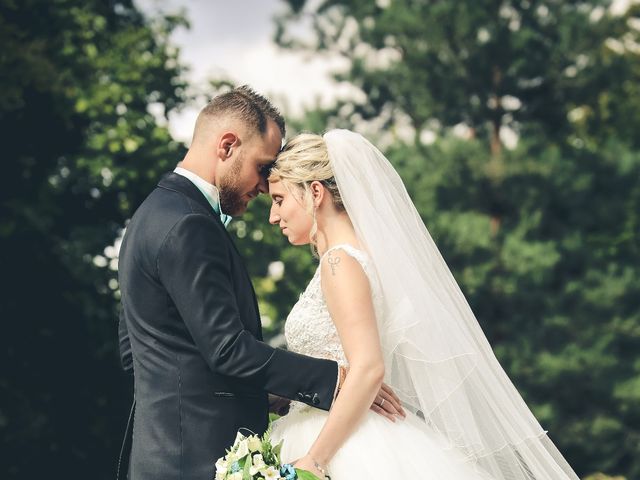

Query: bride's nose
left=269, top=206, right=280, bottom=225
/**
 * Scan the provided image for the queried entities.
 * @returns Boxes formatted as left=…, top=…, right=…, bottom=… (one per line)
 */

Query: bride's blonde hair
left=269, top=133, right=345, bottom=250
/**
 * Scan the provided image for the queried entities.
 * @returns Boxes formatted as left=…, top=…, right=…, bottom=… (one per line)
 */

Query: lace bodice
left=284, top=244, right=382, bottom=379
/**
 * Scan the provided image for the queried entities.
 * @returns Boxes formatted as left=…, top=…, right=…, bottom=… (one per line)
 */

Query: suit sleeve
left=118, top=306, right=134, bottom=375
left=157, top=213, right=338, bottom=411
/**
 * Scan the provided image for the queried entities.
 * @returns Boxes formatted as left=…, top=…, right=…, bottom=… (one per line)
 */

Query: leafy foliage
left=264, top=1, right=640, bottom=478
left=0, top=0, right=187, bottom=477
left=2, top=1, right=639, bottom=479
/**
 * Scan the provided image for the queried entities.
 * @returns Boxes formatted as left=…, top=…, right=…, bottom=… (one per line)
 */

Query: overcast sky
left=135, top=0, right=351, bottom=143
left=134, top=0, right=636, bottom=145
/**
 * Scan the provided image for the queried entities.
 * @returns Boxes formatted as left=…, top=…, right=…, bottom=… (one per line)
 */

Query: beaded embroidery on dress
left=285, top=244, right=378, bottom=366
left=270, top=244, right=492, bottom=479
left=284, top=244, right=380, bottom=413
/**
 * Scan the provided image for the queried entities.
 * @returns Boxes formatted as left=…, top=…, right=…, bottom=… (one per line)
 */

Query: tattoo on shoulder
left=327, top=251, right=341, bottom=276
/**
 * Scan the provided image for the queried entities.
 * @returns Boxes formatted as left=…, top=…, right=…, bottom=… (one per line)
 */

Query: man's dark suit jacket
left=117, top=173, right=339, bottom=480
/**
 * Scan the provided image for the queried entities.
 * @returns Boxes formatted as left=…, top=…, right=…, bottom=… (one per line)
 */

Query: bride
left=267, top=129, right=579, bottom=479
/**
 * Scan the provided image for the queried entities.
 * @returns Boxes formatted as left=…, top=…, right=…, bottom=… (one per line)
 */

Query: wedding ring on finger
left=378, top=398, right=386, bottom=408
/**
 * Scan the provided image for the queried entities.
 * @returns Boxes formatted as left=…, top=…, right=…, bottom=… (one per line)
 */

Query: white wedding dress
left=271, top=244, right=493, bottom=479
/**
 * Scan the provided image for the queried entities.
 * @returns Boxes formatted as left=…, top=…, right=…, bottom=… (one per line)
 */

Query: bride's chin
left=288, top=237, right=311, bottom=246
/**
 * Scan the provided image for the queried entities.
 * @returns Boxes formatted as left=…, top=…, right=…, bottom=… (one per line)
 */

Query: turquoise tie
left=191, top=183, right=232, bottom=227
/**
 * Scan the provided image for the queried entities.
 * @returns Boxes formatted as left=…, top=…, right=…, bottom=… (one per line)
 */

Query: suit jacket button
left=297, top=392, right=305, bottom=401
left=312, top=393, right=320, bottom=405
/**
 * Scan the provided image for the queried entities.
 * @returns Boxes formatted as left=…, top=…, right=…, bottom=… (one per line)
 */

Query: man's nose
left=257, top=175, right=269, bottom=194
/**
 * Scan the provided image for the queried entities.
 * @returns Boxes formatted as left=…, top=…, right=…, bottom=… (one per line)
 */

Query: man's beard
left=218, top=155, right=247, bottom=216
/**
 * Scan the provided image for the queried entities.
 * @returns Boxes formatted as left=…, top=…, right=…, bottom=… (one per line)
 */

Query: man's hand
left=370, top=382, right=406, bottom=422
left=338, top=367, right=406, bottom=422
left=268, top=394, right=291, bottom=417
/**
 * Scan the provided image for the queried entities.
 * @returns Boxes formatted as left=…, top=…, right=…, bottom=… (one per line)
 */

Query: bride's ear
left=309, top=180, right=325, bottom=207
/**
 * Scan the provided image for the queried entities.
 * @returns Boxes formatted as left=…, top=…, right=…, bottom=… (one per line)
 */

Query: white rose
left=249, top=453, right=266, bottom=475
left=261, top=466, right=280, bottom=480
left=233, top=431, right=246, bottom=445
left=215, top=457, right=228, bottom=475
left=235, top=439, right=249, bottom=459
left=248, top=434, right=263, bottom=453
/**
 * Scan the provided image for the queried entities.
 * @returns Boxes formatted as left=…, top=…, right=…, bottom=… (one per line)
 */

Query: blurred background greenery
left=0, top=0, right=638, bottom=479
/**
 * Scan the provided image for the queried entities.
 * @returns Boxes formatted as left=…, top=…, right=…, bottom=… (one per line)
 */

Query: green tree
left=383, top=135, right=640, bottom=479
left=271, top=0, right=640, bottom=477
left=0, top=0, right=187, bottom=477
left=275, top=0, right=639, bottom=153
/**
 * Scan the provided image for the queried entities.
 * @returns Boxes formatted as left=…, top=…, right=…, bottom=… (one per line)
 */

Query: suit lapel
left=158, top=172, right=217, bottom=218
left=157, top=172, right=262, bottom=335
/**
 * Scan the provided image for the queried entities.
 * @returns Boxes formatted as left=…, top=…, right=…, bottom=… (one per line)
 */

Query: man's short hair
left=196, top=85, right=285, bottom=140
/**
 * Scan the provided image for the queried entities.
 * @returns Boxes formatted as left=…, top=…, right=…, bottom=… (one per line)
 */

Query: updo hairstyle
left=269, top=133, right=345, bottom=248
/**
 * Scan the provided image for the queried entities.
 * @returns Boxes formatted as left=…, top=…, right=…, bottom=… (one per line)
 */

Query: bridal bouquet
left=215, top=429, right=321, bottom=480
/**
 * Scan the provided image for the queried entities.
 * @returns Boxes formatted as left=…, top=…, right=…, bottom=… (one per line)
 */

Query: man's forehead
left=262, top=118, right=283, bottom=156
left=249, top=142, right=278, bottom=165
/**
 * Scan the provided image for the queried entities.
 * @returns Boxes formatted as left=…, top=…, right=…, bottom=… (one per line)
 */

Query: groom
left=117, top=86, right=345, bottom=480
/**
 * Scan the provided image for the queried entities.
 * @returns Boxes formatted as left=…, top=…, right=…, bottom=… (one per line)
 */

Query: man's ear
left=310, top=180, right=325, bottom=207
left=217, top=132, right=238, bottom=160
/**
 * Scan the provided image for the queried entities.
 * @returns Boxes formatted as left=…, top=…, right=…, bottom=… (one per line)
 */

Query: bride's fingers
left=370, top=402, right=396, bottom=422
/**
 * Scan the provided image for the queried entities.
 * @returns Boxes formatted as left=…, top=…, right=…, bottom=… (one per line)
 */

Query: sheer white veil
left=323, top=129, right=579, bottom=480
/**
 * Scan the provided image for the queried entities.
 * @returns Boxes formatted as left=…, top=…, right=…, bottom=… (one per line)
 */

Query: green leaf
left=272, top=439, right=283, bottom=459
left=242, top=453, right=252, bottom=480
left=295, top=468, right=322, bottom=480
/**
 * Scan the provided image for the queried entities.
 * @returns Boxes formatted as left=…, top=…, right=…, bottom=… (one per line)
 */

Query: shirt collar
left=173, top=167, right=232, bottom=226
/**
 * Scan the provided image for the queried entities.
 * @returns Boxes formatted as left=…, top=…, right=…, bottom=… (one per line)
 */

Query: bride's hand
left=292, top=454, right=326, bottom=479
left=370, top=382, right=406, bottom=421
